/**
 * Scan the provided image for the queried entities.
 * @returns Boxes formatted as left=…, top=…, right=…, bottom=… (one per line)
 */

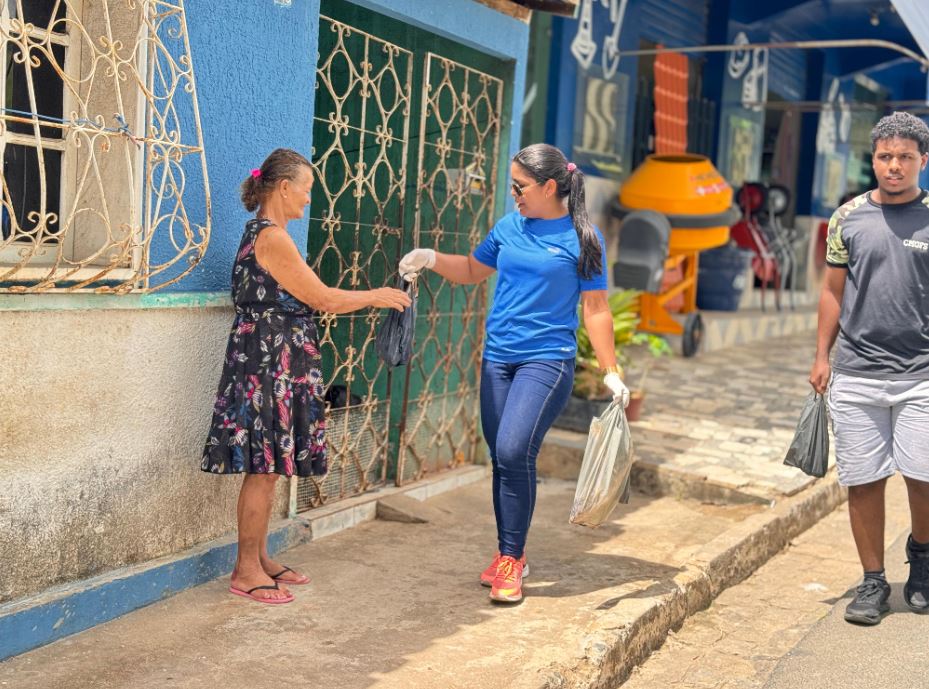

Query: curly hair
left=870, top=111, right=929, bottom=155
left=240, top=148, right=312, bottom=212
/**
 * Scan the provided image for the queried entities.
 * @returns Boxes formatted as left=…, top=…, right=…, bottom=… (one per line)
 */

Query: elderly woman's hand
left=368, top=287, right=412, bottom=312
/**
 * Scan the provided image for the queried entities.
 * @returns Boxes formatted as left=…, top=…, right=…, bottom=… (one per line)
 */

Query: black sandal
left=229, top=582, right=295, bottom=604
left=269, top=565, right=310, bottom=585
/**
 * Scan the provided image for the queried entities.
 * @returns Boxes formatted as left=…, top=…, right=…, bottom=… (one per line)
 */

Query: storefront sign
left=570, top=0, right=629, bottom=80
left=727, top=31, right=768, bottom=112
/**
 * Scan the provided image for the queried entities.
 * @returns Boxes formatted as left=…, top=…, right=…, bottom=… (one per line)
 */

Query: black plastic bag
left=324, top=384, right=362, bottom=409
left=783, top=392, right=829, bottom=478
left=375, top=277, right=417, bottom=367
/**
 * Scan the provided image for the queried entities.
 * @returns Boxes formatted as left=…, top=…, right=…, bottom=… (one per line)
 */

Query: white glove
left=603, top=372, right=630, bottom=408
left=399, top=248, right=436, bottom=281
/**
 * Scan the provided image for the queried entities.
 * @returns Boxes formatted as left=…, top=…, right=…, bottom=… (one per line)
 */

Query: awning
left=474, top=0, right=577, bottom=20
left=509, top=0, right=578, bottom=17
left=891, top=0, right=929, bottom=61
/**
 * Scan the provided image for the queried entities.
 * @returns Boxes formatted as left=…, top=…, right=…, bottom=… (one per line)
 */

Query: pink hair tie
left=250, top=168, right=261, bottom=178
left=566, top=162, right=577, bottom=172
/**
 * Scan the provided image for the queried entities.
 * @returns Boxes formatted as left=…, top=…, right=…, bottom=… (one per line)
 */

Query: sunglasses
left=510, top=179, right=541, bottom=197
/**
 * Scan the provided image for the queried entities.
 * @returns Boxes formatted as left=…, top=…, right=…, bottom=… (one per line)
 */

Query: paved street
left=764, top=503, right=925, bottom=689
left=624, top=476, right=914, bottom=689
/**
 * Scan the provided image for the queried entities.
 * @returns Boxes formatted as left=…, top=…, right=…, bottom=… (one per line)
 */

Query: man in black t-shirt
left=810, top=111, right=929, bottom=625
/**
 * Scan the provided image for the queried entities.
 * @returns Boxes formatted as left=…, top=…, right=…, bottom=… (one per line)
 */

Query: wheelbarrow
left=611, top=154, right=739, bottom=357
left=730, top=182, right=781, bottom=311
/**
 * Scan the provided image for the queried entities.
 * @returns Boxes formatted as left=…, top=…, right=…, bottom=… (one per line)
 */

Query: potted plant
left=619, top=331, right=673, bottom=421
left=554, top=289, right=673, bottom=431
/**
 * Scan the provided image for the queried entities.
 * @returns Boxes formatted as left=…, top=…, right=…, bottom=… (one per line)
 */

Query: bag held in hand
left=569, top=400, right=634, bottom=528
left=376, top=277, right=417, bottom=367
left=783, top=392, right=829, bottom=478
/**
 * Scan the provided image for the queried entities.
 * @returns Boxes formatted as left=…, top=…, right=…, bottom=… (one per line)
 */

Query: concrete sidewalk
left=543, top=329, right=821, bottom=504
left=0, top=332, right=843, bottom=689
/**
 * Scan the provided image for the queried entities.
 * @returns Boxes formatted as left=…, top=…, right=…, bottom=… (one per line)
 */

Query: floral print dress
left=201, top=218, right=327, bottom=477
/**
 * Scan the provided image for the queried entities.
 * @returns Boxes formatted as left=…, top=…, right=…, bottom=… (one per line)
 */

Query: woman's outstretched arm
left=255, top=226, right=410, bottom=313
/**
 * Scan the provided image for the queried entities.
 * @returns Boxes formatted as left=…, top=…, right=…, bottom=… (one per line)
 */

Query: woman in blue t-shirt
left=399, top=144, right=628, bottom=603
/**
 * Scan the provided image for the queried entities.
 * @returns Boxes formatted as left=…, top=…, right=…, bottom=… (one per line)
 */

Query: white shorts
left=828, top=372, right=929, bottom=487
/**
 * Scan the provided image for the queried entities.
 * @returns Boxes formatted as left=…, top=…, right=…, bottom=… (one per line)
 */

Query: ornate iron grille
left=0, top=0, right=209, bottom=293
left=296, top=15, right=505, bottom=510
left=297, top=15, right=413, bottom=510
left=397, top=53, right=503, bottom=484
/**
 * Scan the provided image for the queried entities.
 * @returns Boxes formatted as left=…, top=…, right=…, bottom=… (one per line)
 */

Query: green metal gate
left=296, top=1, right=511, bottom=511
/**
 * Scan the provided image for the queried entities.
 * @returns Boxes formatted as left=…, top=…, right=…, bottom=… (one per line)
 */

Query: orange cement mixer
left=611, top=154, right=739, bottom=356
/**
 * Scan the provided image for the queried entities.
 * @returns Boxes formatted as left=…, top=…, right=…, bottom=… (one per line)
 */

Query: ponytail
left=512, top=144, right=602, bottom=280
left=241, top=174, right=262, bottom=212
left=566, top=166, right=601, bottom=280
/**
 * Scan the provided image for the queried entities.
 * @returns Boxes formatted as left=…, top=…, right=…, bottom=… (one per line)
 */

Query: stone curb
left=536, top=472, right=846, bottom=689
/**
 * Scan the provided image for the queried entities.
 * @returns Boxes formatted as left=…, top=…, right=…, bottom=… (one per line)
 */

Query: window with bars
left=1, top=1, right=67, bottom=261
left=0, top=0, right=209, bottom=293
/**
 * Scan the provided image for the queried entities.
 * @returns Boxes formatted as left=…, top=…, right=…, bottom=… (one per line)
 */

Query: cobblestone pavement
left=623, top=476, right=912, bottom=689
left=629, top=331, right=823, bottom=500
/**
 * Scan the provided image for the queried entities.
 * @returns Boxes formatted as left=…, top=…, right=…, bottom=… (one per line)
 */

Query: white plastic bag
left=569, top=400, right=634, bottom=528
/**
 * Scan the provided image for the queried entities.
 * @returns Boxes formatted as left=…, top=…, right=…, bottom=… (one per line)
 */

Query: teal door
left=297, top=0, right=512, bottom=511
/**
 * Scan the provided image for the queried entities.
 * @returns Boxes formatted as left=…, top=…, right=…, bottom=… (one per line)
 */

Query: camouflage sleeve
left=826, top=193, right=870, bottom=266
left=825, top=209, right=848, bottom=266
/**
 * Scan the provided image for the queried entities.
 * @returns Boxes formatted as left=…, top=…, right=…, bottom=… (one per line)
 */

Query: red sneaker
left=489, top=555, right=525, bottom=603
left=480, top=552, right=529, bottom=587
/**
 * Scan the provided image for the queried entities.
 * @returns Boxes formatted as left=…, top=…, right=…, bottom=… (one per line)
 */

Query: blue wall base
left=0, top=518, right=310, bottom=661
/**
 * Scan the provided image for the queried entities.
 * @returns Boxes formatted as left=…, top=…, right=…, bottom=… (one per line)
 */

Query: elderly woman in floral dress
left=202, top=148, right=410, bottom=604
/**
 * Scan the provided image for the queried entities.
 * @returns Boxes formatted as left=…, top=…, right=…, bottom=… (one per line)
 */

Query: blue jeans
left=480, top=358, right=574, bottom=558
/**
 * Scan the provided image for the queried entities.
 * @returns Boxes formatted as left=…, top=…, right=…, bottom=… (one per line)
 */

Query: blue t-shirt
left=472, top=211, right=607, bottom=363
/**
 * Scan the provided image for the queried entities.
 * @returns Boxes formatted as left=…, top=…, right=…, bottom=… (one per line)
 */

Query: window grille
left=0, top=0, right=209, bottom=293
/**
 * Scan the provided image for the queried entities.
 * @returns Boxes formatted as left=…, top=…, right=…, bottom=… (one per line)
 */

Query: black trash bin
left=696, top=243, right=753, bottom=311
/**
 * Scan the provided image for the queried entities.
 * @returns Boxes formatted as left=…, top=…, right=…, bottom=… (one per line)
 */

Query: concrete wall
left=0, top=300, right=298, bottom=602
left=0, top=1, right=318, bottom=605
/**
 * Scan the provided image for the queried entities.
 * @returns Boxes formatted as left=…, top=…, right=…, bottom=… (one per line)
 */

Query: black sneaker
left=844, top=577, right=891, bottom=625
left=904, top=535, right=929, bottom=614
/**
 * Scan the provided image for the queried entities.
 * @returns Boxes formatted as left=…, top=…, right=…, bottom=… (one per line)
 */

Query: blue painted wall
left=719, top=0, right=928, bottom=217
left=807, top=58, right=929, bottom=218
left=767, top=30, right=807, bottom=102
left=544, top=0, right=819, bottom=186
left=173, top=0, right=528, bottom=293
left=536, top=0, right=929, bottom=223
left=547, top=0, right=709, bottom=180
left=180, top=2, right=322, bottom=292
left=714, top=20, right=810, bottom=189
